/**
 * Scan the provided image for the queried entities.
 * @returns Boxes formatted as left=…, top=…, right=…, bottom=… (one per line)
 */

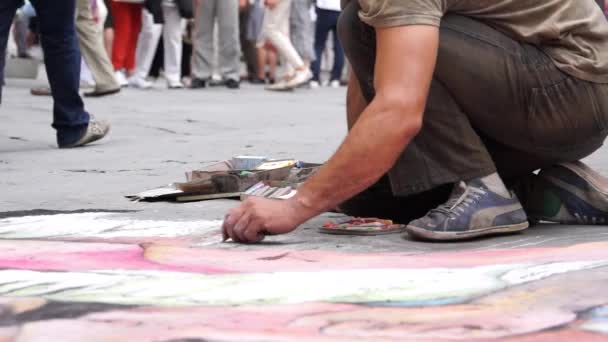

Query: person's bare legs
left=267, top=46, right=278, bottom=82
left=103, top=28, right=113, bottom=58
left=256, top=45, right=266, bottom=80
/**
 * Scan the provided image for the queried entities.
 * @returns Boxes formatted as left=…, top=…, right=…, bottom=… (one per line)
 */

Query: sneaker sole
left=560, top=161, right=608, bottom=197
left=405, top=222, right=530, bottom=241
left=318, top=225, right=407, bottom=236
left=84, top=88, right=120, bottom=98
left=534, top=161, right=608, bottom=224
left=265, top=87, right=295, bottom=92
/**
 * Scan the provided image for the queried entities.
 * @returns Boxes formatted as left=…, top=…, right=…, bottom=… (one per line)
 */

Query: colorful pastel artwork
left=0, top=212, right=607, bottom=341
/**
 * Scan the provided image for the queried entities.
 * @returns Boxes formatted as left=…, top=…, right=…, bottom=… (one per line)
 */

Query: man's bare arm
left=346, top=71, right=368, bottom=130
left=221, top=25, right=439, bottom=243
left=292, top=25, right=439, bottom=220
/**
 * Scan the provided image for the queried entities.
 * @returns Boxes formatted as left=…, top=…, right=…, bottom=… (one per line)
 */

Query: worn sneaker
left=59, top=117, right=110, bottom=149
left=525, top=161, right=608, bottom=225
left=406, top=180, right=529, bottom=241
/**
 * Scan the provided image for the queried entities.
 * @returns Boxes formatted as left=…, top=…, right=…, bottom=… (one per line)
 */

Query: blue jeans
left=311, top=7, right=344, bottom=82
left=1, top=0, right=89, bottom=147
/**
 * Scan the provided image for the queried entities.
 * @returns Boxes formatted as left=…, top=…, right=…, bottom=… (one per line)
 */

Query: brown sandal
left=30, top=86, right=52, bottom=96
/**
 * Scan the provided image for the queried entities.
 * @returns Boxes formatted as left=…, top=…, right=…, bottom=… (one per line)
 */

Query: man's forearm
left=285, top=25, right=438, bottom=225
left=289, top=97, right=422, bottom=222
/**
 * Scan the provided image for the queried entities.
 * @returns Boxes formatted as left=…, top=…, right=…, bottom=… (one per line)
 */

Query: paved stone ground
left=1, top=77, right=345, bottom=214
left=2, top=75, right=608, bottom=251
left=2, top=75, right=608, bottom=341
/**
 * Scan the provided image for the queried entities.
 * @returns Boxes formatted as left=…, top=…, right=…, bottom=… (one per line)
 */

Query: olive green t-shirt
left=341, top=0, right=608, bottom=83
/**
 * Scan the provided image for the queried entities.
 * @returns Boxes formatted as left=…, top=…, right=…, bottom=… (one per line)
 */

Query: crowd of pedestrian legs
left=0, top=0, right=346, bottom=148
left=2, top=0, right=607, bottom=150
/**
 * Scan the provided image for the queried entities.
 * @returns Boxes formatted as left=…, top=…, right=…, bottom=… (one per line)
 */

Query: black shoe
left=225, top=79, right=240, bottom=89
left=190, top=78, right=209, bottom=89
left=249, top=78, right=266, bottom=85
left=209, top=79, right=225, bottom=87
left=84, top=87, right=121, bottom=98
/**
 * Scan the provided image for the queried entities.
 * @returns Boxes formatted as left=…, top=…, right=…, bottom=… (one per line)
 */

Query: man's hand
left=221, top=197, right=310, bottom=243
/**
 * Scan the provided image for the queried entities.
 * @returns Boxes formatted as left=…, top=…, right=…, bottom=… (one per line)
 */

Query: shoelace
left=87, top=116, right=105, bottom=135
left=432, top=184, right=488, bottom=218
left=573, top=213, right=607, bottom=225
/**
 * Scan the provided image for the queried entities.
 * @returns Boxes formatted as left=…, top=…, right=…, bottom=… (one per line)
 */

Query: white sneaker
left=114, top=70, right=129, bottom=87
left=167, top=79, right=184, bottom=89
left=309, top=80, right=320, bottom=89
left=330, top=80, right=341, bottom=88
left=128, top=76, right=153, bottom=89
left=285, top=69, right=313, bottom=89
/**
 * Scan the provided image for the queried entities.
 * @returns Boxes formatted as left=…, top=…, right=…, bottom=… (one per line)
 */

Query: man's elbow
left=375, top=95, right=424, bottom=138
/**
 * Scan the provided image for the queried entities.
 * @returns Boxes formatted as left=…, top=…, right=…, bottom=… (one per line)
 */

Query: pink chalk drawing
left=0, top=212, right=607, bottom=341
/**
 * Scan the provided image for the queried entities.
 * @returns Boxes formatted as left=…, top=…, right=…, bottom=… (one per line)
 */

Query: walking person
left=12, top=1, right=35, bottom=59
left=103, top=0, right=114, bottom=57
left=191, top=0, right=241, bottom=89
left=289, top=0, right=315, bottom=72
left=111, top=0, right=144, bottom=86
left=129, top=6, right=162, bottom=88
left=263, top=0, right=311, bottom=91
left=310, top=0, right=343, bottom=88
left=239, top=0, right=259, bottom=83
left=1, top=0, right=110, bottom=147
left=160, top=0, right=185, bottom=88
left=76, top=0, right=121, bottom=97
left=246, top=0, right=274, bottom=84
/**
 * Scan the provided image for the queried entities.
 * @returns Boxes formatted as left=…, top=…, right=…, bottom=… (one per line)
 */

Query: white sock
left=478, top=173, right=511, bottom=198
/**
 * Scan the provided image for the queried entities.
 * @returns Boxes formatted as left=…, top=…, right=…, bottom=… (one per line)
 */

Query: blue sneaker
left=406, top=179, right=529, bottom=241
left=526, top=161, right=608, bottom=225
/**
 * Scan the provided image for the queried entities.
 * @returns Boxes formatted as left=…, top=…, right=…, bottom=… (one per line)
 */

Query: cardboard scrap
left=126, top=157, right=320, bottom=203
left=241, top=181, right=297, bottom=200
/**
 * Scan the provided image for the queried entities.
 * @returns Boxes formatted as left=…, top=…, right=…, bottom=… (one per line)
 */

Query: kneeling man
left=223, top=0, right=608, bottom=243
